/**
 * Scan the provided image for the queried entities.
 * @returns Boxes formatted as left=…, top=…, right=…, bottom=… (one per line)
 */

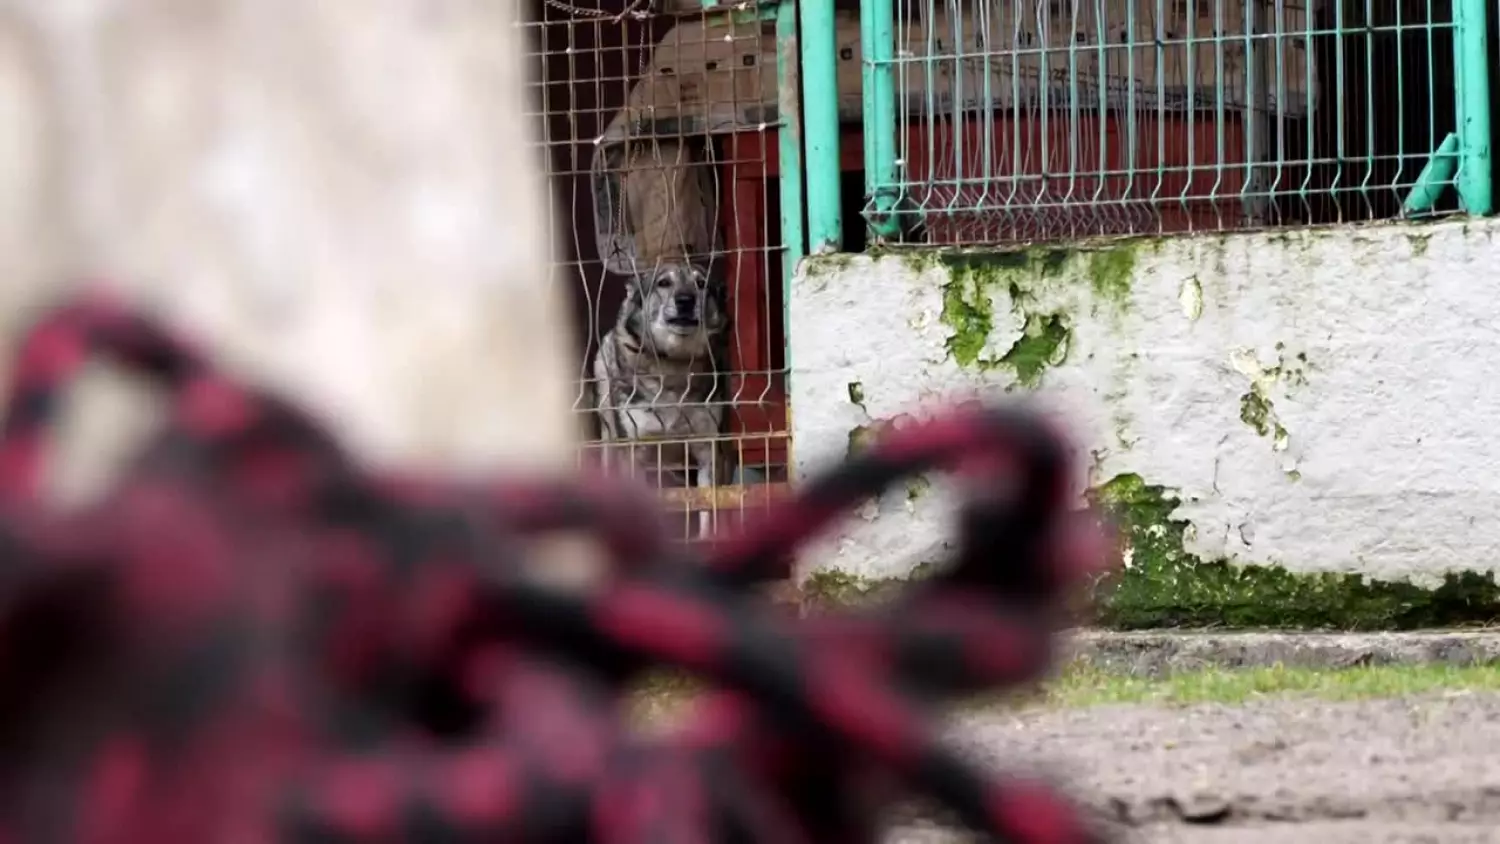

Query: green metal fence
left=799, top=0, right=1493, bottom=248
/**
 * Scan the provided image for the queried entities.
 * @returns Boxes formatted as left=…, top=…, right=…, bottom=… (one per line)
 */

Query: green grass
left=1036, top=661, right=1500, bottom=708
left=627, top=662, right=1500, bottom=724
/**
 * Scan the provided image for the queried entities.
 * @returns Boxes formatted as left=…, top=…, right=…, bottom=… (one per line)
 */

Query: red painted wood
left=896, top=116, right=1251, bottom=243
left=720, top=132, right=789, bottom=475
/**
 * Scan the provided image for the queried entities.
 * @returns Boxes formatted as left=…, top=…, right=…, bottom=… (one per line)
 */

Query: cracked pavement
left=888, top=692, right=1500, bottom=842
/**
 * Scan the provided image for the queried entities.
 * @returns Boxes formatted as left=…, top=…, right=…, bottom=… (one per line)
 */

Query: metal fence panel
left=521, top=0, right=801, bottom=542
left=851, top=0, right=1492, bottom=247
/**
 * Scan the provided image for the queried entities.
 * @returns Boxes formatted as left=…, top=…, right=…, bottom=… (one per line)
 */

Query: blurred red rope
left=0, top=290, right=1111, bottom=843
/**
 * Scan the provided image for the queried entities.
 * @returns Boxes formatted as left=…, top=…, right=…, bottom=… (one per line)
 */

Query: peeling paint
left=1000, top=313, right=1070, bottom=387
left=890, top=238, right=1145, bottom=367
left=847, top=381, right=866, bottom=412
left=1238, top=389, right=1281, bottom=439
left=1179, top=276, right=1203, bottom=321
left=934, top=249, right=1082, bottom=382
left=1231, top=347, right=1307, bottom=452
left=905, top=474, right=932, bottom=512
left=938, top=266, right=999, bottom=368
left=846, top=414, right=916, bottom=458
left=847, top=423, right=878, bottom=457
left=845, top=415, right=936, bottom=515
left=799, top=561, right=939, bottom=610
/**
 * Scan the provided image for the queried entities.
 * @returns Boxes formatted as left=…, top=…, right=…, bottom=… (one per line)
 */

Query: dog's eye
left=694, top=275, right=707, bottom=289
left=656, top=276, right=673, bottom=289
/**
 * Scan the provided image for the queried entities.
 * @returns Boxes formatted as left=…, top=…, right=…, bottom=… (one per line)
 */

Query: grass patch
left=1016, top=661, right=1500, bottom=709
left=627, top=663, right=1500, bottom=725
left=626, top=670, right=705, bottom=728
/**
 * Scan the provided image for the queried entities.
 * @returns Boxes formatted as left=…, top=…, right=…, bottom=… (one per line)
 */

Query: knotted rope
left=0, top=291, right=1111, bottom=843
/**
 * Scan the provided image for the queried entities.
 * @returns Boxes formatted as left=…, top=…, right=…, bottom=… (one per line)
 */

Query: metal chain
left=542, top=0, right=653, bottom=23
left=611, top=6, right=656, bottom=272
left=537, top=0, right=657, bottom=267
left=539, top=0, right=713, bottom=274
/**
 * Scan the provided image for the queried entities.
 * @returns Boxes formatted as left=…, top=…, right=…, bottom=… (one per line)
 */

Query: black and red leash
left=0, top=290, right=1113, bottom=843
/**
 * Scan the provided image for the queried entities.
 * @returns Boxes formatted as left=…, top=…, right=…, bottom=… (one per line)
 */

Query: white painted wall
left=790, top=219, right=1500, bottom=585
left=0, top=0, right=577, bottom=503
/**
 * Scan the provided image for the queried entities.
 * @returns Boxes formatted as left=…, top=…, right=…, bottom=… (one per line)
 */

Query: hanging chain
left=542, top=0, right=654, bottom=23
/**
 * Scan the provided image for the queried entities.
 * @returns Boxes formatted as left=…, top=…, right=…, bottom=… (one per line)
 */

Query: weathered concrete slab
left=790, top=227, right=1500, bottom=628
left=1063, top=630, right=1500, bottom=677
left=888, top=692, right=1500, bottom=843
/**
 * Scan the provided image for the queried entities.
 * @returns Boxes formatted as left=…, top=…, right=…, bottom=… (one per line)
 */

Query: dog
left=590, top=259, right=735, bottom=536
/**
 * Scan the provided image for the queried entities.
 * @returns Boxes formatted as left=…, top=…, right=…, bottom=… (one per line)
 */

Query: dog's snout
left=673, top=292, right=697, bottom=311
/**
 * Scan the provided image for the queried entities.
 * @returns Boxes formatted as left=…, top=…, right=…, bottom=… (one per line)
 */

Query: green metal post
left=799, top=0, right=842, bottom=252
left=777, top=1, right=805, bottom=278
left=1453, top=0, right=1493, bottom=214
left=776, top=0, right=804, bottom=402
left=862, top=0, right=902, bottom=240
left=1403, top=132, right=1459, bottom=215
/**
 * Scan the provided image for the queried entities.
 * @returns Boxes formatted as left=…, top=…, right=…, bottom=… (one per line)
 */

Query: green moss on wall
left=1087, top=245, right=1136, bottom=303
left=1087, top=473, right=1500, bottom=629
left=939, top=268, right=996, bottom=368
left=799, top=568, right=878, bottom=606
left=1000, top=314, right=1070, bottom=387
left=799, top=562, right=939, bottom=611
left=796, top=471, right=1500, bottom=629
left=927, top=240, right=1142, bottom=381
left=847, top=415, right=918, bottom=458
left=847, top=423, right=878, bottom=457
left=1235, top=347, right=1307, bottom=446
left=880, top=249, right=941, bottom=276
left=802, top=253, right=856, bottom=278
left=1239, top=390, right=1280, bottom=438
left=935, top=250, right=1076, bottom=381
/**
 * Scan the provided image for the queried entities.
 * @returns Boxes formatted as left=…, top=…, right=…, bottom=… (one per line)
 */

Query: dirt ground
left=888, top=692, right=1500, bottom=842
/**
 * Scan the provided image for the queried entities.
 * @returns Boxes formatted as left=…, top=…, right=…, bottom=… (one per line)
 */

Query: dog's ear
left=622, top=271, right=647, bottom=303
left=690, top=259, right=726, bottom=293
left=698, top=262, right=728, bottom=306
left=619, top=275, right=648, bottom=344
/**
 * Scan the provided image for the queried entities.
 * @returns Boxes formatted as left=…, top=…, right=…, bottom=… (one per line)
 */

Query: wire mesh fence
left=520, top=0, right=797, bottom=542
left=852, top=0, right=1491, bottom=247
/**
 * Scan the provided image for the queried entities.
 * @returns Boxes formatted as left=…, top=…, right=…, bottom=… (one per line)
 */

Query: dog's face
left=632, top=262, right=728, bottom=359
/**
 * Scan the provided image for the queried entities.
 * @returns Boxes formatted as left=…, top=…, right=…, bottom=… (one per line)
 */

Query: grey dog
left=590, top=260, right=734, bottom=536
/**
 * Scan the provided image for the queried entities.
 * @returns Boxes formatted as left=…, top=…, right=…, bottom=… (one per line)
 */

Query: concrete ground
left=886, top=632, right=1500, bottom=843
left=1062, top=630, right=1500, bottom=677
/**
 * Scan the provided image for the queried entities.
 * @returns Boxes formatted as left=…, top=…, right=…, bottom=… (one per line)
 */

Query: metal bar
left=1453, top=0, right=1493, bottom=214
left=862, top=0, right=902, bottom=241
left=800, top=0, right=843, bottom=251
left=1403, top=132, right=1460, bottom=215
left=776, top=0, right=803, bottom=455
left=659, top=482, right=792, bottom=511
left=777, top=2, right=805, bottom=292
